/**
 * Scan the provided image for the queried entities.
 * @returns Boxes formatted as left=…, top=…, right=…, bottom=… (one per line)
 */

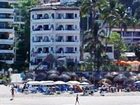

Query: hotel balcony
left=0, top=2, right=13, bottom=8
left=55, top=38, right=80, bottom=45
left=0, top=26, right=14, bottom=32
left=56, top=52, right=79, bottom=57
left=32, top=39, right=80, bottom=46
left=32, top=41, right=53, bottom=46
left=0, top=39, right=14, bottom=44
left=32, top=29, right=79, bottom=34
left=0, top=53, right=14, bottom=64
left=32, top=37, right=53, bottom=46
left=0, top=59, right=14, bottom=64
left=32, top=18, right=79, bottom=23
left=0, top=44, right=13, bottom=50
left=0, top=8, right=14, bottom=14
left=0, top=14, right=14, bottom=22
left=0, top=49, right=14, bottom=53
left=56, top=50, right=79, bottom=56
left=8, top=0, right=17, bottom=3
left=32, top=13, right=79, bottom=23
left=122, top=32, right=140, bottom=38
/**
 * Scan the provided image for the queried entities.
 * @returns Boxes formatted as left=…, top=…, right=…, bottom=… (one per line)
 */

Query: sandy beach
left=0, top=85, right=140, bottom=105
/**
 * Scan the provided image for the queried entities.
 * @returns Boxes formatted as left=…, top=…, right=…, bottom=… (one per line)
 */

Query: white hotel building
left=112, top=28, right=140, bottom=44
left=30, top=5, right=80, bottom=70
left=0, top=0, right=16, bottom=64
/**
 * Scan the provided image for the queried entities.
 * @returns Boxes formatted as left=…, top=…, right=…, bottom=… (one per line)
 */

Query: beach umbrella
left=104, top=73, right=114, bottom=79
left=98, top=78, right=112, bottom=84
left=35, top=73, right=46, bottom=81
left=59, top=74, right=71, bottom=81
left=93, top=74, right=103, bottom=81
left=126, top=61, right=133, bottom=65
left=54, top=81, right=67, bottom=85
left=137, top=73, right=140, bottom=80
left=40, top=81, right=54, bottom=85
left=114, top=74, right=127, bottom=82
left=132, top=61, right=140, bottom=65
left=115, top=60, right=128, bottom=65
left=27, top=78, right=33, bottom=82
left=129, top=76, right=138, bottom=81
left=69, top=72, right=78, bottom=77
left=111, top=72, right=119, bottom=76
left=80, top=82, right=89, bottom=85
left=67, top=81, right=80, bottom=85
left=25, top=72, right=34, bottom=80
left=135, top=81, right=140, bottom=84
left=47, top=73, right=59, bottom=81
left=124, top=72, right=137, bottom=77
left=27, top=81, right=41, bottom=85
left=47, top=70, right=59, bottom=75
left=81, top=77, right=89, bottom=82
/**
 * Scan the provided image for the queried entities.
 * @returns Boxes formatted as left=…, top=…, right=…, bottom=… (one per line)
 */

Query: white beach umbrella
left=67, top=81, right=80, bottom=85
left=27, top=81, right=41, bottom=85
left=80, top=82, right=89, bottom=85
left=135, top=81, right=140, bottom=84
left=54, top=81, right=67, bottom=85
left=40, top=81, right=54, bottom=85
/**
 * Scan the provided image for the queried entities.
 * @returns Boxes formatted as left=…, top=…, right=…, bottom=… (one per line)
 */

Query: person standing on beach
left=75, top=94, right=80, bottom=105
left=10, top=87, right=15, bottom=100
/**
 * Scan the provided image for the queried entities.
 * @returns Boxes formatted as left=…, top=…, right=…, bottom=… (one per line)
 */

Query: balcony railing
left=133, top=32, right=140, bottom=37
left=33, top=39, right=50, bottom=42
left=66, top=40, right=75, bottom=42
left=0, top=26, right=13, bottom=29
left=0, top=53, right=14, bottom=60
left=0, top=3, right=12, bottom=8
left=33, top=14, right=76, bottom=20
left=65, top=51, right=75, bottom=53
left=0, top=45, right=13, bottom=50
left=0, top=16, right=13, bottom=19
left=30, top=61, right=48, bottom=65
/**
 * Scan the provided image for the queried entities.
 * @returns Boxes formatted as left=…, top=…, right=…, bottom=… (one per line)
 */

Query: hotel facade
left=30, top=5, right=80, bottom=70
left=0, top=0, right=16, bottom=64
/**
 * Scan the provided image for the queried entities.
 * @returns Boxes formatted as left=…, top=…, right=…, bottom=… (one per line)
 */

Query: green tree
left=14, top=0, right=39, bottom=71
left=108, top=32, right=127, bottom=59
left=81, top=0, right=107, bottom=71
left=134, top=43, right=140, bottom=60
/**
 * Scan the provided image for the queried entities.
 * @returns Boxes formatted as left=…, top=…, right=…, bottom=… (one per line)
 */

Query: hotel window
left=32, top=15, right=34, bottom=19
left=75, top=36, right=77, bottom=41
left=65, top=13, right=74, bottom=19
left=75, top=47, right=77, bottom=52
left=51, top=13, right=54, bottom=19
left=37, top=14, right=43, bottom=19
left=66, top=25, right=74, bottom=30
left=57, top=25, right=64, bottom=30
left=43, top=47, right=49, bottom=53
left=66, top=36, right=73, bottom=42
left=106, top=47, right=113, bottom=53
left=43, top=36, right=49, bottom=42
left=37, top=48, right=42, bottom=53
left=43, top=25, right=49, bottom=30
left=44, top=13, right=49, bottom=19
left=66, top=47, right=74, bottom=53
left=57, top=13, right=63, bottom=19
left=75, top=14, right=77, bottom=18
left=51, top=47, right=54, bottom=52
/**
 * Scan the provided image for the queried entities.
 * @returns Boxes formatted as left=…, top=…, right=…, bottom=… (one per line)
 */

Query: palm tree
left=100, top=0, right=137, bottom=60
left=99, top=0, right=128, bottom=52
left=81, top=0, right=106, bottom=71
